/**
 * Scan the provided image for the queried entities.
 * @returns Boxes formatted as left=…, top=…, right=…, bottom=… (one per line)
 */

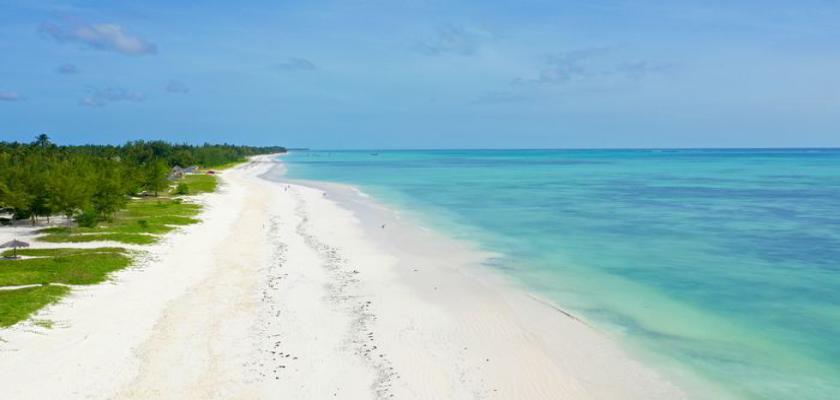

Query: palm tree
left=34, top=134, right=51, bottom=149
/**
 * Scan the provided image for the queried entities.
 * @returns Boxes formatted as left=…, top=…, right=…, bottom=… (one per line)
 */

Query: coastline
left=0, top=155, right=690, bottom=399
left=264, top=156, right=693, bottom=399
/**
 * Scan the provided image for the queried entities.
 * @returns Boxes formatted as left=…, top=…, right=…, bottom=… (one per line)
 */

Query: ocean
left=280, top=149, right=840, bottom=400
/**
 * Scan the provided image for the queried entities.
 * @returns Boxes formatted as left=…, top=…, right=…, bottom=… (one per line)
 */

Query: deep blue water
left=281, top=149, right=840, bottom=399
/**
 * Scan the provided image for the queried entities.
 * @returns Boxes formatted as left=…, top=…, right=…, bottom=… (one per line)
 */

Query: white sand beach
left=0, top=156, right=687, bottom=399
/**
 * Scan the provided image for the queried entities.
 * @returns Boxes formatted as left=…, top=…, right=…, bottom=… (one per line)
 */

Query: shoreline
left=262, top=157, right=693, bottom=399
left=0, top=155, right=692, bottom=399
left=268, top=155, right=739, bottom=400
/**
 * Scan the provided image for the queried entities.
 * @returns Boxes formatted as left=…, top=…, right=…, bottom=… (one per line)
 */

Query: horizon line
left=296, top=146, right=840, bottom=152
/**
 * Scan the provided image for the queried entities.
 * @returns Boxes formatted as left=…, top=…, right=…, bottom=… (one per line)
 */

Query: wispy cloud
left=56, top=63, right=79, bottom=74
left=79, top=87, right=144, bottom=107
left=40, top=22, right=157, bottom=56
left=0, top=91, right=24, bottom=102
left=472, top=91, right=533, bottom=105
left=418, top=24, right=494, bottom=56
left=165, top=80, right=190, bottom=94
left=514, top=46, right=671, bottom=86
left=616, top=60, right=674, bottom=80
left=514, top=47, right=614, bottom=85
left=275, top=58, right=317, bottom=72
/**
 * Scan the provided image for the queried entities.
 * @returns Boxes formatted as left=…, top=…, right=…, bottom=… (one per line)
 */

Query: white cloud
left=57, top=63, right=79, bottom=74
left=166, top=80, right=190, bottom=94
left=419, top=25, right=495, bottom=56
left=79, top=87, right=145, bottom=107
left=514, top=46, right=671, bottom=86
left=40, top=22, right=157, bottom=56
left=276, top=58, right=317, bottom=72
left=0, top=91, right=24, bottom=101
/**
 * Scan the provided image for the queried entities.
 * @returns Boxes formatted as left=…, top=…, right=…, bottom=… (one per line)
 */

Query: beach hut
left=169, top=165, right=185, bottom=180
left=0, top=239, right=29, bottom=258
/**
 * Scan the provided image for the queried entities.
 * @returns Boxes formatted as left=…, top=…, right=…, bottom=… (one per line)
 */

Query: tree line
left=0, top=135, right=285, bottom=224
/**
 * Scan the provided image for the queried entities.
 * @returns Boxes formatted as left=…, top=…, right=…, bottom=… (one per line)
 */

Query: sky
left=1, top=0, right=839, bottom=149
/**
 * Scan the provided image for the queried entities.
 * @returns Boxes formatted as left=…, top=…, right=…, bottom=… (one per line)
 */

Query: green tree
left=144, top=159, right=170, bottom=197
left=0, top=181, right=33, bottom=219
left=1, top=135, right=285, bottom=223
left=92, top=164, right=128, bottom=219
left=49, top=158, right=92, bottom=222
left=33, top=134, right=52, bottom=149
left=174, top=182, right=190, bottom=195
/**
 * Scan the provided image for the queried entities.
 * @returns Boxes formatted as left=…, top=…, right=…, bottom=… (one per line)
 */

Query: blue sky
left=1, top=0, right=839, bottom=149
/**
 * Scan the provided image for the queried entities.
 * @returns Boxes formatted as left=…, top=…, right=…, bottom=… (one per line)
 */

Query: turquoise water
left=281, top=149, right=840, bottom=399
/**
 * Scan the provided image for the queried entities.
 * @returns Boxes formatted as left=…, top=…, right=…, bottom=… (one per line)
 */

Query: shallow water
left=281, top=149, right=840, bottom=399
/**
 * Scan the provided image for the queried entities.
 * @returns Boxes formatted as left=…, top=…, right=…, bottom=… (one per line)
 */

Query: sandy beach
left=0, top=156, right=687, bottom=399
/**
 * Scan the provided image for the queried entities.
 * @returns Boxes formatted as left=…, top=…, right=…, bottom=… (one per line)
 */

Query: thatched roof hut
left=0, top=239, right=29, bottom=258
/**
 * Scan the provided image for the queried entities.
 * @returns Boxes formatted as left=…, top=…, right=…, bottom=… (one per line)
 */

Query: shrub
left=76, top=208, right=99, bottom=228
left=174, top=182, right=189, bottom=195
left=13, top=209, right=31, bottom=220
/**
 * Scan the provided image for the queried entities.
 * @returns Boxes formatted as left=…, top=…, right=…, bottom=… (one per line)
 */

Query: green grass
left=0, top=285, right=70, bottom=328
left=142, top=215, right=199, bottom=225
left=124, top=198, right=202, bottom=217
left=4, top=247, right=125, bottom=257
left=38, top=233, right=158, bottom=244
left=41, top=223, right=173, bottom=235
left=172, top=174, right=218, bottom=195
left=0, top=247, right=132, bottom=286
left=33, top=319, right=55, bottom=329
left=0, top=170, right=216, bottom=327
left=0, top=248, right=134, bottom=329
left=37, top=198, right=202, bottom=245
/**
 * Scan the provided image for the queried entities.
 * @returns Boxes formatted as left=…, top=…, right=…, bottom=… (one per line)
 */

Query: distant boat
left=370, top=152, right=379, bottom=156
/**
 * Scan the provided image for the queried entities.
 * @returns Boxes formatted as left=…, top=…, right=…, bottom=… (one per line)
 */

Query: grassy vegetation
left=33, top=319, right=55, bottom=329
left=5, top=247, right=125, bottom=257
left=37, top=198, right=201, bottom=244
left=5, top=183, right=205, bottom=328
left=171, top=174, right=218, bottom=195
left=1, top=136, right=283, bottom=226
left=0, top=198, right=197, bottom=328
left=0, top=285, right=70, bottom=328
left=0, top=247, right=132, bottom=286
left=38, top=233, right=158, bottom=245
left=0, top=149, right=234, bottom=328
left=0, top=248, right=134, bottom=327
